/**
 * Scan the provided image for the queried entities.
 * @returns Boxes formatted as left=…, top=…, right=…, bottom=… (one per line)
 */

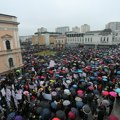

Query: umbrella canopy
left=109, top=91, right=117, bottom=97
left=56, top=110, right=66, bottom=120
left=101, top=99, right=110, bottom=107
left=63, top=100, right=71, bottom=106
left=77, top=90, right=83, bottom=95
left=14, top=116, right=23, bottom=120
left=117, top=71, right=120, bottom=75
left=82, top=105, right=91, bottom=115
left=102, top=91, right=109, bottom=96
left=7, top=112, right=16, bottom=120
left=115, top=88, right=120, bottom=93
left=23, top=91, right=29, bottom=96
left=36, top=107, right=43, bottom=115
left=109, top=114, right=119, bottom=120
left=76, top=101, right=84, bottom=109
left=41, top=108, right=51, bottom=119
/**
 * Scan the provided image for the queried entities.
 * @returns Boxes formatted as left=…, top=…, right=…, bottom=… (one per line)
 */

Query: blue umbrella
left=77, top=69, right=83, bottom=73
left=7, top=112, right=16, bottom=120
left=90, top=76, right=95, bottom=80
left=117, top=71, right=120, bottom=75
left=80, top=79, right=84, bottom=82
left=115, top=88, right=120, bottom=93
left=102, top=78, right=108, bottom=81
left=76, top=101, right=84, bottom=109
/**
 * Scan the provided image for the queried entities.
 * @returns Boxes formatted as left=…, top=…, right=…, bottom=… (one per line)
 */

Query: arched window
left=6, top=40, right=11, bottom=50
left=8, top=58, right=14, bottom=68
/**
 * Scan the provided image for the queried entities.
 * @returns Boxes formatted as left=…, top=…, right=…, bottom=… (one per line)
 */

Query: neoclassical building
left=0, top=14, right=22, bottom=74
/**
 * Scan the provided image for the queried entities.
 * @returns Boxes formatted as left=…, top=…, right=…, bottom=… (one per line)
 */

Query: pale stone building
left=0, top=14, right=22, bottom=74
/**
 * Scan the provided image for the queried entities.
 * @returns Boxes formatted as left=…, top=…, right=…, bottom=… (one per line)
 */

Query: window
left=101, top=37, right=102, bottom=42
left=88, top=38, right=89, bottom=42
left=104, top=37, right=105, bottom=42
left=8, top=58, right=14, bottom=68
left=107, top=37, right=109, bottom=42
left=91, top=38, right=92, bottom=42
left=6, top=40, right=11, bottom=50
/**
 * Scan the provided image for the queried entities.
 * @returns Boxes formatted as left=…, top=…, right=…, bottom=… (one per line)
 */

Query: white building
left=66, top=32, right=84, bottom=47
left=81, top=24, right=90, bottom=33
left=72, top=26, right=80, bottom=33
left=66, top=29, right=120, bottom=48
left=55, top=26, right=70, bottom=34
left=38, top=27, right=47, bottom=33
left=106, top=22, right=120, bottom=31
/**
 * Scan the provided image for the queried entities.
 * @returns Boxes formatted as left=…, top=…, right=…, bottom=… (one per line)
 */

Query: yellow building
left=0, top=14, right=22, bottom=74
left=32, top=32, right=61, bottom=48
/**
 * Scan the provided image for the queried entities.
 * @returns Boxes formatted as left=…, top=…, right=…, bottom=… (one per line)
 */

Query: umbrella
left=82, top=105, right=91, bottom=115
left=75, top=97, right=82, bottom=102
left=115, top=88, right=120, bottom=93
left=109, top=91, right=117, bottom=97
left=56, top=110, right=66, bottom=120
left=77, top=90, right=83, bottom=95
left=63, top=100, right=71, bottom=106
left=76, top=101, right=84, bottom=109
left=102, top=91, right=109, bottom=96
left=23, top=91, right=29, bottom=96
left=93, top=89, right=99, bottom=94
left=109, top=114, right=119, bottom=120
left=101, top=99, right=110, bottom=107
left=41, top=108, right=51, bottom=119
left=88, top=86, right=94, bottom=91
left=77, top=69, right=83, bottom=73
left=7, top=112, right=16, bottom=120
left=108, top=81, right=114, bottom=86
left=102, top=78, right=108, bottom=81
left=36, top=107, right=43, bottom=115
left=14, top=115, right=23, bottom=120
left=117, top=71, right=120, bottom=75
left=51, top=102, right=57, bottom=109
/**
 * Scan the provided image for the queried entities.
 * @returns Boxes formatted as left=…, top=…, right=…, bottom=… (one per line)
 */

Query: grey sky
left=0, top=0, right=120, bottom=36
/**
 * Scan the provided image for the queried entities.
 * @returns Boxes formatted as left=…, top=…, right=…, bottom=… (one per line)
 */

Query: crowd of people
left=0, top=46, right=120, bottom=120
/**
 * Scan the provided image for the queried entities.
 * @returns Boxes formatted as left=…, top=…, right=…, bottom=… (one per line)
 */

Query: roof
left=0, top=13, right=17, bottom=18
left=35, top=32, right=62, bottom=35
left=0, top=20, right=19, bottom=25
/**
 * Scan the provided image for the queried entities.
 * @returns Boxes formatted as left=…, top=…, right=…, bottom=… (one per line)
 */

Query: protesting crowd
left=0, top=46, right=120, bottom=120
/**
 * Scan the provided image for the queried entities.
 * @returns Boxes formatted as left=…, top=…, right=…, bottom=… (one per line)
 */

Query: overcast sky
left=0, top=0, right=120, bottom=36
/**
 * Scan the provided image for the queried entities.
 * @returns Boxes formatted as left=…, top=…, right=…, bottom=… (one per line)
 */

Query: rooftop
left=0, top=13, right=17, bottom=18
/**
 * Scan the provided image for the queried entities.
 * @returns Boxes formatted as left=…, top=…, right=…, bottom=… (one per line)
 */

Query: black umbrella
left=56, top=110, right=66, bottom=120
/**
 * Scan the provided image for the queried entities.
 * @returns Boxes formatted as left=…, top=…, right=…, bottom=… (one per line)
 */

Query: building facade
left=55, top=26, right=70, bottom=34
left=32, top=32, right=61, bottom=47
left=66, top=32, right=84, bottom=47
left=72, top=26, right=80, bottom=33
left=0, top=14, right=22, bottom=74
left=55, top=35, right=66, bottom=48
left=106, top=22, right=120, bottom=31
left=37, top=27, right=47, bottom=33
left=66, top=29, right=120, bottom=48
left=81, top=24, right=90, bottom=33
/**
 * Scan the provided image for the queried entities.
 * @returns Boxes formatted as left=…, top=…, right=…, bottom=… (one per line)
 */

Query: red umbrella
left=77, top=90, right=83, bottom=95
left=102, top=91, right=109, bottom=96
left=98, top=76, right=102, bottom=81
left=88, top=86, right=94, bottom=91
left=109, top=114, right=119, bottom=120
